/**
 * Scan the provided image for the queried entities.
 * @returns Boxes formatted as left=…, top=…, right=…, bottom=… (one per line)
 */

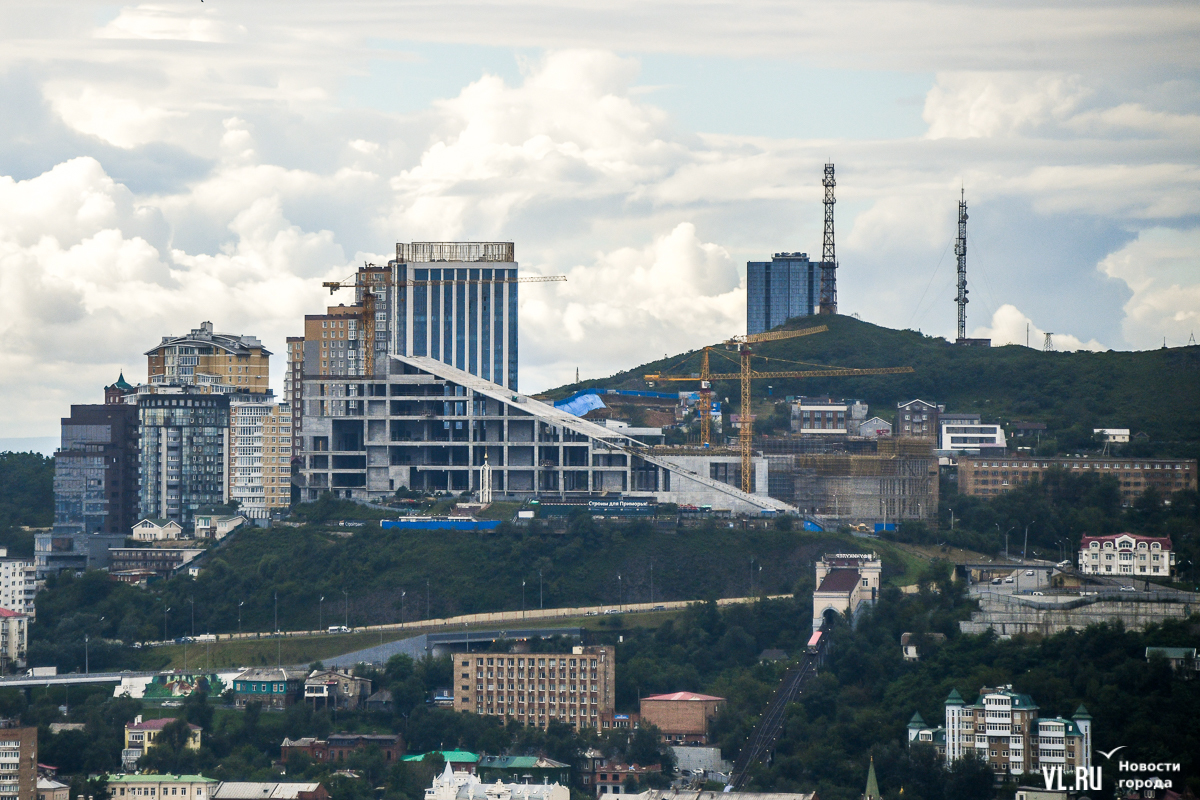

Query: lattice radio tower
left=954, top=189, right=969, bottom=341
left=818, top=163, right=838, bottom=315
left=1043, top=332, right=1055, bottom=352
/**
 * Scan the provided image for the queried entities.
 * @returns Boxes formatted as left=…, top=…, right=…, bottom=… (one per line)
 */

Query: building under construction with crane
left=293, top=242, right=793, bottom=514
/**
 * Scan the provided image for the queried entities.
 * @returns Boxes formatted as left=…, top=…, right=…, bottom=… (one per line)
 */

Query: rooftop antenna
left=1043, top=332, right=1055, bottom=352
left=954, top=188, right=969, bottom=342
left=818, top=163, right=837, bottom=315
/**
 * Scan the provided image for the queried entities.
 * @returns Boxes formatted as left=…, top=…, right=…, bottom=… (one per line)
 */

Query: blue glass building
left=746, top=252, right=817, bottom=335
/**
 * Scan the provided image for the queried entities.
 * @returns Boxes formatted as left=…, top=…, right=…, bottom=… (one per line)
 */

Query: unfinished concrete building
left=767, top=438, right=938, bottom=523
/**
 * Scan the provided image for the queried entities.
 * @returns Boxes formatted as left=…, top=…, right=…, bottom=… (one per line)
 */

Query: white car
left=1025, top=570, right=1035, bottom=576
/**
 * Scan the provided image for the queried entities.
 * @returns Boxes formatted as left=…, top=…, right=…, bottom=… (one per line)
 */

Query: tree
left=943, top=752, right=994, bottom=800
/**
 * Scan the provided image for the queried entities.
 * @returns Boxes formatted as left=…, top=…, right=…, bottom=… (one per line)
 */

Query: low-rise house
left=233, top=668, right=306, bottom=709
left=1146, top=646, right=1199, bottom=675
left=211, top=783, right=329, bottom=800
left=193, top=512, right=247, bottom=540
left=304, top=669, right=372, bottom=710
left=589, top=762, right=661, bottom=796
left=108, top=774, right=216, bottom=800
left=131, top=518, right=185, bottom=542
left=37, top=778, right=69, bottom=800
left=858, top=417, right=893, bottom=438
left=365, top=689, right=393, bottom=712
left=477, top=756, right=570, bottom=785
left=281, top=733, right=404, bottom=764
left=901, top=632, right=946, bottom=661
left=125, top=715, right=202, bottom=751
left=1094, top=428, right=1130, bottom=444
left=402, top=750, right=479, bottom=774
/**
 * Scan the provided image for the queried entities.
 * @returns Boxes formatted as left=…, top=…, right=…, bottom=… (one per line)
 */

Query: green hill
left=548, top=315, right=1200, bottom=457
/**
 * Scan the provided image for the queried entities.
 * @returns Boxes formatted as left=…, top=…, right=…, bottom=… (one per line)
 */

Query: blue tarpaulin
left=554, top=392, right=607, bottom=417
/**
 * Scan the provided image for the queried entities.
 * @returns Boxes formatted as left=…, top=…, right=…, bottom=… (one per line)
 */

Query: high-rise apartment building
left=0, top=552, right=35, bottom=621
left=146, top=321, right=271, bottom=393
left=51, top=395, right=139, bottom=536
left=746, top=253, right=819, bottom=335
left=263, top=403, right=293, bottom=512
left=301, top=242, right=520, bottom=389
left=451, top=646, right=614, bottom=730
left=285, top=336, right=304, bottom=456
left=137, top=388, right=230, bottom=529
left=228, top=392, right=275, bottom=519
left=0, top=719, right=38, bottom=800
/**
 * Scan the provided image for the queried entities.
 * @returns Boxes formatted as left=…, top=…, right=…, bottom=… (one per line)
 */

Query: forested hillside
left=0, top=451, right=53, bottom=557
left=548, top=315, right=1200, bottom=457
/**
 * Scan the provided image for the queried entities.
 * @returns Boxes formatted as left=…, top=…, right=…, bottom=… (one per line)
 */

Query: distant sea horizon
left=0, top=437, right=57, bottom=457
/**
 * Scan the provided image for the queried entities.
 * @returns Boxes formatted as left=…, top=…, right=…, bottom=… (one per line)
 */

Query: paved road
left=140, top=593, right=790, bottom=648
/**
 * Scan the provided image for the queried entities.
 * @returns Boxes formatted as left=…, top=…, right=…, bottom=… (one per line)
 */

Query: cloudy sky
left=3, top=1, right=1199, bottom=447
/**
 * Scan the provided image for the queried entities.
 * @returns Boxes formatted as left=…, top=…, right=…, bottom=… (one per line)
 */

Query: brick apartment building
left=0, top=720, right=37, bottom=800
left=957, top=455, right=1196, bottom=501
left=451, top=646, right=614, bottom=730
left=281, top=733, right=403, bottom=764
left=638, top=692, right=725, bottom=744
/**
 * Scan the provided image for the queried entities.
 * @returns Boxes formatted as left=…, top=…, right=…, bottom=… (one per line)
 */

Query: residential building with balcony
left=0, top=719, right=37, bottom=800
left=0, top=552, right=35, bottom=620
left=789, top=397, right=867, bottom=435
left=263, top=403, right=293, bottom=513
left=0, top=610, right=29, bottom=670
left=451, top=646, right=614, bottom=730
left=145, top=321, right=270, bottom=393
left=895, top=399, right=941, bottom=438
left=1078, top=533, right=1175, bottom=579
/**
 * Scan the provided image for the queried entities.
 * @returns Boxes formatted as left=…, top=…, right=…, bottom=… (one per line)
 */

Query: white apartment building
left=229, top=394, right=273, bottom=520
left=1078, top=533, right=1175, bottom=578
left=939, top=417, right=1007, bottom=455
left=0, top=550, right=35, bottom=620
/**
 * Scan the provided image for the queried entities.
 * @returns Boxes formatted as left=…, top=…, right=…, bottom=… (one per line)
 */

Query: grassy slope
left=544, top=315, right=1200, bottom=448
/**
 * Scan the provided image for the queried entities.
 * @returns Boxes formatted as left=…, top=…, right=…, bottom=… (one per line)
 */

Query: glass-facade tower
left=746, top=252, right=817, bottom=335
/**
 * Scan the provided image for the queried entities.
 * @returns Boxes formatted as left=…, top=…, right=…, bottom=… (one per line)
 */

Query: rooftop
left=127, top=718, right=201, bottom=731
left=816, top=568, right=862, bottom=594
left=642, top=692, right=725, bottom=702
left=109, top=775, right=215, bottom=784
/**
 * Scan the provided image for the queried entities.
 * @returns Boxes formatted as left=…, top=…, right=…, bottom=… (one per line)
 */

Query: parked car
left=1004, top=577, right=1015, bottom=584
left=1119, top=585, right=1137, bottom=592
left=328, top=625, right=351, bottom=633
left=1031, top=591, right=1045, bottom=596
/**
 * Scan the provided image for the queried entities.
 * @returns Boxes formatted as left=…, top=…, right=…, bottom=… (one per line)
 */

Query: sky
left=2, top=0, right=1199, bottom=447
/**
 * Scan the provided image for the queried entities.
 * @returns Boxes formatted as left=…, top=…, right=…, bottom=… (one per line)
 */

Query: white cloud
left=971, top=304, right=1107, bottom=352
left=521, top=222, right=745, bottom=388
left=1098, top=227, right=1200, bottom=348
left=0, top=2, right=1199, bottom=438
left=924, top=73, right=1088, bottom=139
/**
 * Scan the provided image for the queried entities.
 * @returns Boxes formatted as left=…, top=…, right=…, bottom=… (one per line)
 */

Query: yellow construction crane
left=322, top=264, right=566, bottom=374
left=646, top=325, right=915, bottom=493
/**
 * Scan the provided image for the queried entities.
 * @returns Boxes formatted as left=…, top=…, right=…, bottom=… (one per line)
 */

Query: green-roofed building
left=402, top=751, right=480, bottom=773
left=1146, top=646, right=1200, bottom=674
left=910, top=683, right=1094, bottom=783
left=477, top=755, right=570, bottom=785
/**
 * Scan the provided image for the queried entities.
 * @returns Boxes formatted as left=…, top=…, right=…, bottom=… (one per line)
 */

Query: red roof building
left=639, top=692, right=726, bottom=744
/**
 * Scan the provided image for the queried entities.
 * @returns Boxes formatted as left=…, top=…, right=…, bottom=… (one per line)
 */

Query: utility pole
left=819, top=163, right=838, bottom=315
left=955, top=188, right=969, bottom=342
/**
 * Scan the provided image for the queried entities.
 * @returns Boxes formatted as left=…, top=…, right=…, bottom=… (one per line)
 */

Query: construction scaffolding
left=766, top=437, right=937, bottom=521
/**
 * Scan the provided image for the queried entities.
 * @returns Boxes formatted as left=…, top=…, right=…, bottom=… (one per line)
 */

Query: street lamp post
left=238, top=600, right=244, bottom=635
left=401, top=590, right=406, bottom=625
left=319, top=596, right=324, bottom=630
left=1023, top=520, right=1035, bottom=561
left=949, top=508, right=955, bottom=530
left=617, top=573, right=622, bottom=612
left=649, top=562, right=654, bottom=604
left=426, top=579, right=430, bottom=620
left=539, top=569, right=543, bottom=610
left=522, top=580, right=526, bottom=619
left=274, top=591, right=278, bottom=634
left=164, top=606, right=170, bottom=641
left=85, top=634, right=89, bottom=674
left=343, top=589, right=349, bottom=628
left=189, top=596, right=195, bottom=637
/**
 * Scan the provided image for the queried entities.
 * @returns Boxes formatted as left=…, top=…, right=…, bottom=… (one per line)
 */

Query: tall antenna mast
left=955, top=188, right=969, bottom=342
left=819, top=163, right=837, bottom=315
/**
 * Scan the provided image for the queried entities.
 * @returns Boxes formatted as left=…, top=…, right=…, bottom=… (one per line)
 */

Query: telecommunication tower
left=1043, top=332, right=1055, bottom=352
left=818, top=163, right=837, bottom=315
left=954, top=190, right=969, bottom=341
